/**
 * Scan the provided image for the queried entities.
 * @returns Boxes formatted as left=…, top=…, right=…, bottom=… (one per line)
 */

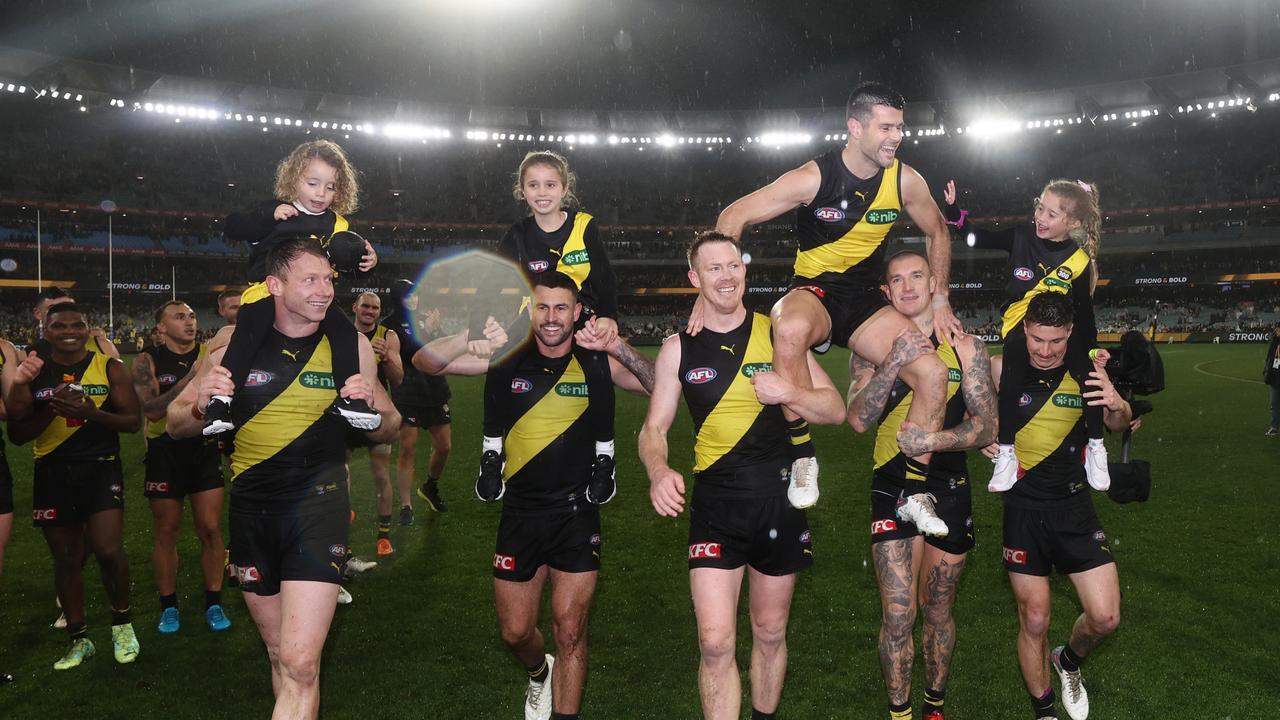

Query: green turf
left=0, top=344, right=1275, bottom=718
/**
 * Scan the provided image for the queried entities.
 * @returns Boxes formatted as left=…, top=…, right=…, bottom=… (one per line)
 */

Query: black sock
left=751, top=710, right=777, bottom=720
left=889, top=701, right=912, bottom=720
left=322, top=305, right=362, bottom=397
left=924, top=687, right=946, bottom=712
left=426, top=476, right=440, bottom=490
left=998, top=326, right=1030, bottom=445
left=1058, top=643, right=1084, bottom=672
left=220, top=298, right=274, bottom=395
left=786, top=417, right=814, bottom=459
left=160, top=593, right=178, bottom=610
left=377, top=515, right=392, bottom=539
left=904, top=458, right=929, bottom=497
left=1030, top=687, right=1056, bottom=718
left=205, top=589, right=222, bottom=609
left=67, top=622, right=88, bottom=640
left=527, top=658, right=549, bottom=684
left=111, top=607, right=132, bottom=626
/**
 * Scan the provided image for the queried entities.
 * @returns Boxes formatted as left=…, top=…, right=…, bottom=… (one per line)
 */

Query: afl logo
left=35, top=388, right=55, bottom=400
left=1018, top=392, right=1033, bottom=407
left=511, top=378, right=533, bottom=393
left=245, top=370, right=274, bottom=387
left=1013, top=267, right=1035, bottom=281
left=527, top=260, right=550, bottom=272
left=685, top=367, right=717, bottom=384
left=814, top=207, right=845, bottom=222
left=158, top=373, right=178, bottom=384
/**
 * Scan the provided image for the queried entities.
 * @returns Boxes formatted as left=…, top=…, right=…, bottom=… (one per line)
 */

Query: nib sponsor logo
left=493, top=553, right=516, bottom=571
left=1003, top=547, right=1028, bottom=565
left=688, top=542, right=722, bottom=560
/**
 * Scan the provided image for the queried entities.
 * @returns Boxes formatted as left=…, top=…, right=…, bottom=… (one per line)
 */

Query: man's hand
left=896, top=419, right=933, bottom=457
left=13, top=353, right=43, bottom=385
left=482, top=316, right=509, bottom=350
left=274, top=203, right=298, bottom=221
left=888, top=328, right=936, bottom=373
left=197, top=365, right=235, bottom=413
left=685, top=295, right=707, bottom=336
left=371, top=337, right=391, bottom=361
left=49, top=387, right=95, bottom=420
left=980, top=442, right=1000, bottom=460
left=649, top=467, right=686, bottom=517
left=750, top=371, right=793, bottom=406
left=338, top=373, right=376, bottom=405
left=931, top=297, right=964, bottom=347
left=1083, top=369, right=1123, bottom=410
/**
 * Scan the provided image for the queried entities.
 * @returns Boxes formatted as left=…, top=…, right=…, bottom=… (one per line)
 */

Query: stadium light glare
left=658, top=134, right=675, bottom=147
left=17, top=86, right=24, bottom=93
left=965, top=118, right=1022, bottom=139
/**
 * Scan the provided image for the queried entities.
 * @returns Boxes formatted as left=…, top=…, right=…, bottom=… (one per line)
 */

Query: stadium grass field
left=0, top=342, right=1275, bottom=719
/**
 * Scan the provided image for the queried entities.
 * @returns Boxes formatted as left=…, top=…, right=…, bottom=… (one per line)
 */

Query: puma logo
left=854, top=190, right=868, bottom=202
left=548, top=248, right=562, bottom=257
left=1037, top=262, right=1053, bottom=276
left=281, top=348, right=300, bottom=361
left=719, top=344, right=736, bottom=355
left=177, top=361, right=190, bottom=368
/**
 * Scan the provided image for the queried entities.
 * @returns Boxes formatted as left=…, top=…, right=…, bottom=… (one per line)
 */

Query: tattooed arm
left=606, top=339, right=656, bottom=396
left=897, top=334, right=997, bottom=457
left=846, top=329, right=934, bottom=433
left=131, top=351, right=195, bottom=422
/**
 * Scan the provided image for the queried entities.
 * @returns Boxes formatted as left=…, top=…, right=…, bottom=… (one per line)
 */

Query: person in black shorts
left=0, top=336, right=19, bottom=684
left=130, top=300, right=230, bottom=634
left=424, top=271, right=652, bottom=720
left=640, top=233, right=846, bottom=720
left=383, top=279, right=455, bottom=523
left=348, top=291, right=403, bottom=556
left=7, top=303, right=142, bottom=670
left=983, top=293, right=1133, bottom=720
left=167, top=240, right=400, bottom=719
left=703, top=82, right=957, bottom=525
left=846, top=251, right=998, bottom=720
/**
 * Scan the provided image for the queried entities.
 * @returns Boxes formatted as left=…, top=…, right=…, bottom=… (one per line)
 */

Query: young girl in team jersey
left=203, top=140, right=379, bottom=434
left=944, top=178, right=1110, bottom=492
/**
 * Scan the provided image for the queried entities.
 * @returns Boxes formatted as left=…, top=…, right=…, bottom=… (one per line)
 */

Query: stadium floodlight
left=965, top=117, right=1022, bottom=139
left=17, top=86, right=24, bottom=93
left=757, top=132, right=811, bottom=146
left=75, top=94, right=82, bottom=102
left=144, top=102, right=155, bottom=112
left=658, top=134, right=675, bottom=147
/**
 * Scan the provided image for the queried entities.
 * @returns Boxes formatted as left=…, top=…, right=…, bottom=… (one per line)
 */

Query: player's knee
left=697, top=625, right=736, bottom=663
left=1017, top=601, right=1051, bottom=638
left=194, top=522, right=223, bottom=549
left=499, top=622, right=537, bottom=651
left=881, top=603, right=917, bottom=638
left=278, top=650, right=321, bottom=688
left=750, top=613, right=788, bottom=650
left=772, top=316, right=812, bottom=352
left=552, top=619, right=587, bottom=655
left=1087, top=606, right=1120, bottom=636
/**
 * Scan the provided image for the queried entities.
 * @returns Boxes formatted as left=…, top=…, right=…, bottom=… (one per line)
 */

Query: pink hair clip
left=1077, top=180, right=1093, bottom=192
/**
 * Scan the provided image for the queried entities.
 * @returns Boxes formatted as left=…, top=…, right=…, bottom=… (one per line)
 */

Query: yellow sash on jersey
left=146, top=343, right=208, bottom=439
left=504, top=356, right=589, bottom=480
left=554, top=212, right=594, bottom=291
left=693, top=314, right=773, bottom=473
left=231, top=337, right=336, bottom=479
left=1001, top=248, right=1090, bottom=337
left=794, top=160, right=901, bottom=279
left=35, top=352, right=113, bottom=460
left=241, top=213, right=350, bottom=305
left=1015, top=373, right=1083, bottom=473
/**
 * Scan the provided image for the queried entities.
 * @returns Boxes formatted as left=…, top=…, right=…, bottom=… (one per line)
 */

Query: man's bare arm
left=382, top=330, right=405, bottom=388
left=846, top=331, right=933, bottom=432
left=897, top=335, right=998, bottom=456
left=132, top=352, right=196, bottom=421
left=607, top=339, right=655, bottom=396
left=167, top=346, right=226, bottom=439
left=715, top=162, right=821, bottom=241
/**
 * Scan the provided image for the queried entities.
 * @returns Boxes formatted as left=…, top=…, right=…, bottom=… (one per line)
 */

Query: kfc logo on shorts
left=688, top=542, right=722, bottom=560
left=33, top=508, right=58, bottom=521
left=814, top=207, right=846, bottom=222
left=794, top=284, right=826, bottom=299
left=1003, top=547, right=1028, bottom=565
left=685, top=367, right=717, bottom=384
left=511, top=378, right=533, bottom=394
left=237, top=565, right=261, bottom=584
left=493, top=553, right=516, bottom=571
left=527, top=260, right=550, bottom=273
left=1018, top=392, right=1033, bottom=407
left=1013, top=267, right=1035, bottom=281
left=589, top=533, right=601, bottom=546
left=245, top=370, right=274, bottom=387
left=158, top=373, right=179, bottom=385
left=145, top=481, right=169, bottom=493
left=329, top=544, right=347, bottom=558
left=871, top=519, right=898, bottom=535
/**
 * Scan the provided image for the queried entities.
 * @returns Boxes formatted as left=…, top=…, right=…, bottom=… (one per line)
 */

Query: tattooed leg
left=919, top=546, right=968, bottom=693
left=873, top=536, right=924, bottom=706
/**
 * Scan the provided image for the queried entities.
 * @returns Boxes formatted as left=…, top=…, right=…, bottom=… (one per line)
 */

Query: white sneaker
left=1051, top=646, right=1089, bottom=720
left=897, top=492, right=949, bottom=537
left=524, top=654, right=554, bottom=720
left=336, top=586, right=353, bottom=605
left=786, top=456, right=820, bottom=509
left=988, top=444, right=1020, bottom=492
left=52, top=612, right=67, bottom=629
left=1084, top=439, right=1110, bottom=491
left=345, top=556, right=378, bottom=574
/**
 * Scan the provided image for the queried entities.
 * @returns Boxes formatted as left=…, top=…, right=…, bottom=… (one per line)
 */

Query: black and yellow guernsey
left=142, top=343, right=207, bottom=440
left=1004, top=364, right=1089, bottom=509
left=793, top=150, right=903, bottom=287
left=360, top=324, right=390, bottom=388
left=678, top=313, right=789, bottom=496
left=228, top=329, right=349, bottom=508
left=873, top=334, right=968, bottom=485
left=498, top=211, right=618, bottom=319
left=963, top=224, right=1097, bottom=343
left=483, top=344, right=614, bottom=513
left=30, top=351, right=119, bottom=461
left=224, top=200, right=350, bottom=284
